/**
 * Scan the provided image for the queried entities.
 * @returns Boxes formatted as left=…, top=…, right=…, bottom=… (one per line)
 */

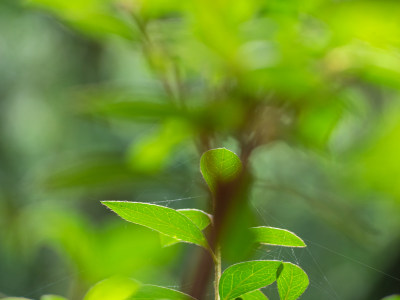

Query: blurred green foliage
left=1, top=0, right=400, bottom=298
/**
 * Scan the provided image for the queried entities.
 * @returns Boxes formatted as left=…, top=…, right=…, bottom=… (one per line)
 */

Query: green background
left=0, top=0, right=400, bottom=299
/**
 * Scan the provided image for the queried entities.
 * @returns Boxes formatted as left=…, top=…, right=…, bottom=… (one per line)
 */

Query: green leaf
left=40, top=296, right=68, bottom=300
left=251, top=227, right=306, bottom=248
left=27, top=0, right=137, bottom=40
left=219, top=260, right=282, bottom=300
left=177, top=209, right=212, bottom=229
left=277, top=263, right=309, bottom=300
left=43, top=155, right=137, bottom=190
left=102, top=201, right=209, bottom=248
left=92, top=100, right=181, bottom=122
left=127, top=119, right=192, bottom=174
left=160, top=209, right=211, bottom=247
left=129, top=285, right=195, bottom=300
left=236, top=290, right=269, bottom=300
left=382, top=296, right=400, bottom=300
left=95, top=101, right=179, bottom=121
left=84, top=276, right=140, bottom=300
left=200, top=148, right=242, bottom=193
left=83, top=277, right=194, bottom=300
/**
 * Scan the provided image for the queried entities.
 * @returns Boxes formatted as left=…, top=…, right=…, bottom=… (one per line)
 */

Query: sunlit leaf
left=277, top=263, right=309, bottom=300
left=237, top=290, right=269, bottom=300
left=200, top=148, right=242, bottom=193
left=102, top=201, right=208, bottom=248
left=129, top=285, right=195, bottom=300
left=251, top=226, right=306, bottom=248
left=322, top=1, right=400, bottom=48
left=84, top=276, right=140, bottom=300
left=219, top=260, right=282, bottom=300
left=135, top=0, right=186, bottom=19
left=177, top=209, right=211, bottom=229
left=160, top=209, right=211, bottom=247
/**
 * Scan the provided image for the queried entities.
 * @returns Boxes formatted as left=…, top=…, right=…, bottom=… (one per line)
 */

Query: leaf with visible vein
left=160, top=209, right=211, bottom=247
left=102, top=201, right=208, bottom=248
left=129, top=285, right=196, bottom=299
left=236, top=290, right=269, bottom=300
left=219, top=260, right=282, bottom=300
left=200, top=148, right=242, bottom=193
left=277, top=263, right=309, bottom=300
left=251, top=227, right=306, bottom=248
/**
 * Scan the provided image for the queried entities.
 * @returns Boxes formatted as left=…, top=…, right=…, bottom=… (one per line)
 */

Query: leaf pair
left=219, top=261, right=309, bottom=300
left=102, top=201, right=210, bottom=249
left=159, top=209, right=211, bottom=247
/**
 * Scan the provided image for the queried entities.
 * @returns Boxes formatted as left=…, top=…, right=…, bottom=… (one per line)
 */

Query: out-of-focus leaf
left=237, top=290, right=269, bottom=300
left=382, top=296, right=400, bottom=300
left=251, top=226, right=306, bottom=248
left=324, top=43, right=400, bottom=89
left=40, top=295, right=67, bottom=300
left=294, top=99, right=344, bottom=150
left=277, top=263, right=309, bottom=300
left=102, top=201, right=208, bottom=248
left=189, top=0, right=258, bottom=63
left=135, top=0, right=186, bottom=19
left=354, top=108, right=400, bottom=200
left=200, top=148, right=242, bottom=193
left=65, top=12, right=136, bottom=40
left=129, top=285, right=195, bottom=300
left=84, top=277, right=195, bottom=300
left=27, top=0, right=136, bottom=40
left=43, top=155, right=138, bottom=190
left=160, top=208, right=211, bottom=247
left=40, top=296, right=68, bottom=300
left=219, top=260, right=281, bottom=300
left=94, top=101, right=180, bottom=121
left=193, top=100, right=246, bottom=133
left=1, top=298, right=32, bottom=300
left=83, top=87, right=183, bottom=121
left=27, top=206, right=176, bottom=283
left=321, top=1, right=400, bottom=47
left=128, top=119, right=192, bottom=173
left=84, top=276, right=140, bottom=300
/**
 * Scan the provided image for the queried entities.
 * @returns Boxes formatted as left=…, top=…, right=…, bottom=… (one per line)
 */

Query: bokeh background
left=1, top=0, right=400, bottom=299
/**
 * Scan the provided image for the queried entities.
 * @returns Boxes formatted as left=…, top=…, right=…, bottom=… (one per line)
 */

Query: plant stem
left=214, top=245, right=221, bottom=300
